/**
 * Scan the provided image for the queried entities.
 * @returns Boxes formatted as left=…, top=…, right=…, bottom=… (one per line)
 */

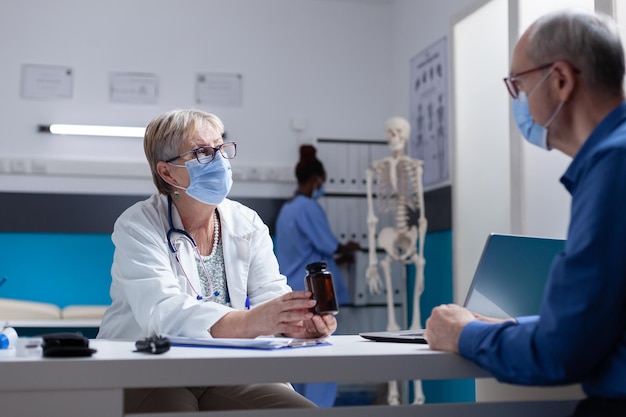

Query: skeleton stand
left=365, top=152, right=427, bottom=405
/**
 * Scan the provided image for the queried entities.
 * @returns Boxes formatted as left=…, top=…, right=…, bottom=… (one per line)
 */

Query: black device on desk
left=135, top=336, right=171, bottom=354
left=41, top=332, right=97, bottom=357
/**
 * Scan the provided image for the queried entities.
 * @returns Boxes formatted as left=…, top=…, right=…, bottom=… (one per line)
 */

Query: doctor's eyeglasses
left=166, top=141, right=237, bottom=165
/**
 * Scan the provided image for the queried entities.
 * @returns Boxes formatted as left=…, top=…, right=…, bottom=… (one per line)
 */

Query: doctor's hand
left=210, top=291, right=316, bottom=338
left=248, top=291, right=319, bottom=337
left=286, top=312, right=337, bottom=339
left=424, top=304, right=475, bottom=353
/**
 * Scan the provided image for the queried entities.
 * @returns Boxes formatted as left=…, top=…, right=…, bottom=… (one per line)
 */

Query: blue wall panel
left=0, top=232, right=113, bottom=307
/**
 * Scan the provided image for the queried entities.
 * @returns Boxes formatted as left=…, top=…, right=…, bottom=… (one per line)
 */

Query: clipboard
left=162, top=335, right=330, bottom=350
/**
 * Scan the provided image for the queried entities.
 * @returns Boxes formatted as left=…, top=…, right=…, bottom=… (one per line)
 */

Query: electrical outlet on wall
left=246, top=167, right=264, bottom=181
left=277, top=166, right=294, bottom=182
left=231, top=165, right=294, bottom=183
left=31, top=159, right=47, bottom=174
left=10, top=159, right=30, bottom=174
left=265, top=167, right=280, bottom=181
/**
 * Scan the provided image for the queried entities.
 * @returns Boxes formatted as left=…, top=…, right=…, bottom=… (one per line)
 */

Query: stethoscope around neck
left=166, top=195, right=219, bottom=301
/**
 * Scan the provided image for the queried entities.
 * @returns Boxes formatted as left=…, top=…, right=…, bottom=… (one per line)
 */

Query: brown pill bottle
left=304, top=261, right=339, bottom=315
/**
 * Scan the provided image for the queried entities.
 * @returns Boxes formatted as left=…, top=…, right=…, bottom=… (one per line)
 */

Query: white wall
left=0, top=0, right=394, bottom=197
left=452, top=0, right=511, bottom=303
left=0, top=0, right=498, bottom=200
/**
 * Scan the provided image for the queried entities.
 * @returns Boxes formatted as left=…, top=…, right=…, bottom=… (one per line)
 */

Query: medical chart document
left=162, top=335, right=329, bottom=350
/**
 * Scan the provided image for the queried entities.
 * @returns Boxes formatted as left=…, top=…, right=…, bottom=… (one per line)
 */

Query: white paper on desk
left=162, top=335, right=329, bottom=350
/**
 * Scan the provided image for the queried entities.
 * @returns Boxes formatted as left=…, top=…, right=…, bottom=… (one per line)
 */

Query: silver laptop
left=359, top=233, right=565, bottom=344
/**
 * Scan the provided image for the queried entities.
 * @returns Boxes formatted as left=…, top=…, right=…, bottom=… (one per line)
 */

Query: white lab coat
left=97, top=194, right=291, bottom=340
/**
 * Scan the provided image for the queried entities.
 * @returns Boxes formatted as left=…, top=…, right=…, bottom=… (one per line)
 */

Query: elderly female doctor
left=97, top=109, right=335, bottom=412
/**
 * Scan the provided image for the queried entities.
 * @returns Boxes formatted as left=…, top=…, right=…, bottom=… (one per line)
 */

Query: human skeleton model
left=365, top=116, right=427, bottom=405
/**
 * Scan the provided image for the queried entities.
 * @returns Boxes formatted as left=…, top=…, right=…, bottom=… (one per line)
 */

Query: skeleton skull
left=384, top=116, right=410, bottom=154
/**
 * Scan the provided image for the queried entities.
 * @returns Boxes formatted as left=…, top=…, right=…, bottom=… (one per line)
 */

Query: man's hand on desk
left=424, top=304, right=476, bottom=353
left=425, top=305, right=517, bottom=352
left=471, top=312, right=516, bottom=325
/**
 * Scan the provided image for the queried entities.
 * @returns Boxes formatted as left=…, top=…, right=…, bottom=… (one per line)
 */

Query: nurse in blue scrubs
left=275, top=144, right=360, bottom=407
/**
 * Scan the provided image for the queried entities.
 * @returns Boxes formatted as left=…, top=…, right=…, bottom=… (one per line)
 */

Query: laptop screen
left=463, top=233, right=565, bottom=319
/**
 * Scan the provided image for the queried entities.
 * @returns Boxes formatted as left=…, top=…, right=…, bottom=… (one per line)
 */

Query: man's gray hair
left=528, top=9, right=624, bottom=95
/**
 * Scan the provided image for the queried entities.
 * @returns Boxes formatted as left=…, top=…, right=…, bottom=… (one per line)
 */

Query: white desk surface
left=0, top=335, right=490, bottom=390
left=0, top=335, right=579, bottom=417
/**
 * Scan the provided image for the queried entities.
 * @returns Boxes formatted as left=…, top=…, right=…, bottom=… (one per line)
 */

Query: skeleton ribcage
left=375, top=159, right=423, bottom=225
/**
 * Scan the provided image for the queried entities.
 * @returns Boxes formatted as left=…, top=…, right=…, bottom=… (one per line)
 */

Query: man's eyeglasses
left=166, top=141, right=237, bottom=165
left=503, top=63, right=554, bottom=99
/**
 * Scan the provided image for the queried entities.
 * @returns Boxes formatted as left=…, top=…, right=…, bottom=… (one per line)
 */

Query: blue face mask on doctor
left=176, top=153, right=233, bottom=205
left=511, top=69, right=565, bottom=150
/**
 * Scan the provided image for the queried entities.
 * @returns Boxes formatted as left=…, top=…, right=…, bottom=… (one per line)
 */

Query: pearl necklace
left=210, top=210, right=220, bottom=255
left=196, top=210, right=220, bottom=300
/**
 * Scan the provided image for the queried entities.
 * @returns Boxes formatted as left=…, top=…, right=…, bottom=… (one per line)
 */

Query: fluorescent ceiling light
left=39, top=124, right=145, bottom=138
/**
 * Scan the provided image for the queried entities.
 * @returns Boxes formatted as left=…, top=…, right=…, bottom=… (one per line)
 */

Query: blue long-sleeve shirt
left=459, top=102, right=626, bottom=398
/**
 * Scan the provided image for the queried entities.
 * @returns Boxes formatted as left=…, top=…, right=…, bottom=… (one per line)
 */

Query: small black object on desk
left=135, top=336, right=170, bottom=354
left=41, top=332, right=97, bottom=357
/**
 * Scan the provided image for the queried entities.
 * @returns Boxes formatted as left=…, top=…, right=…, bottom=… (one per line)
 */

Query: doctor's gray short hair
left=144, top=109, right=225, bottom=195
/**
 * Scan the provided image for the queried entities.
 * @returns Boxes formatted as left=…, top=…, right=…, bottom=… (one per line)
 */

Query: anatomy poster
left=409, top=37, right=449, bottom=190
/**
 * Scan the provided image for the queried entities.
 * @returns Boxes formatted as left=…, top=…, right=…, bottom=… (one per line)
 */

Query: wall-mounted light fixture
left=38, top=124, right=145, bottom=138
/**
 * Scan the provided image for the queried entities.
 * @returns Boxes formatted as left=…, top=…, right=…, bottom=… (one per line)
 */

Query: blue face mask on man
left=182, top=153, right=233, bottom=205
left=511, top=70, right=565, bottom=150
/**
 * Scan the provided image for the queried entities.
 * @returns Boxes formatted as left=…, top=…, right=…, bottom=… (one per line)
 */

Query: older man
left=425, top=9, right=626, bottom=416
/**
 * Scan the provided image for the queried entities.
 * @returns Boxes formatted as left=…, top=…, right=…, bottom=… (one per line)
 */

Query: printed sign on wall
left=409, top=37, right=449, bottom=191
left=21, top=64, right=73, bottom=100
